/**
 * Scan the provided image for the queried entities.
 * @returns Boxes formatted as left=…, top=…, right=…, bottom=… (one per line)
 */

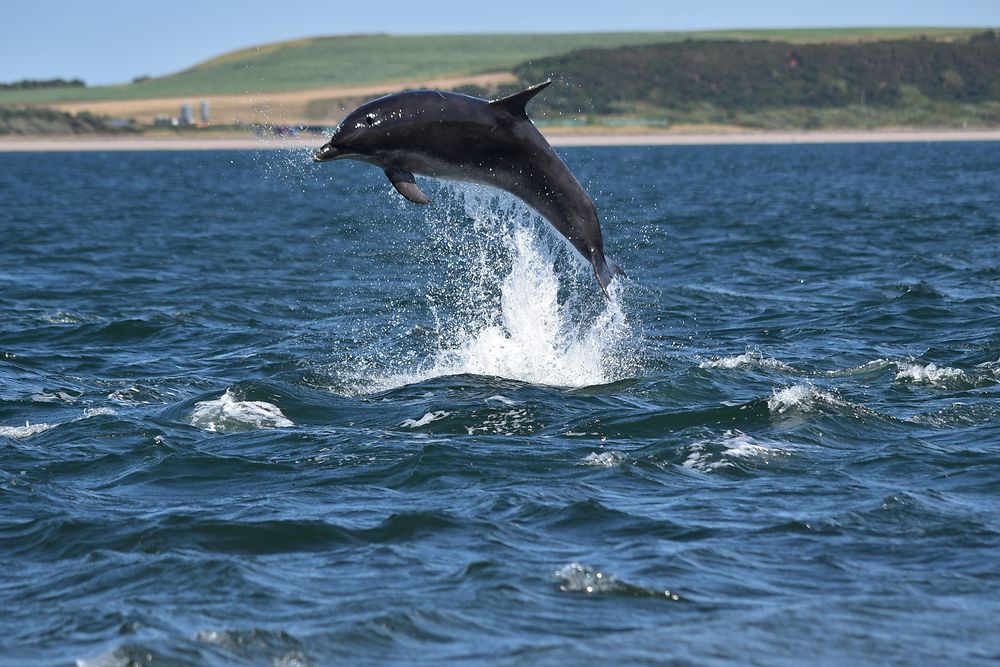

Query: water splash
left=367, top=184, right=636, bottom=390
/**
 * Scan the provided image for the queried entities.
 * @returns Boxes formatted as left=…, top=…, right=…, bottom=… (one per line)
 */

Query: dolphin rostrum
left=313, top=80, right=624, bottom=295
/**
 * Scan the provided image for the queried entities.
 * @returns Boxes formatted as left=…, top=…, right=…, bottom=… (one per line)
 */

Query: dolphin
left=313, top=80, right=624, bottom=295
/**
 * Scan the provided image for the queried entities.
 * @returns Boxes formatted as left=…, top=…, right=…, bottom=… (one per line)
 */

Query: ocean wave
left=195, top=628, right=312, bottom=666
left=699, top=351, right=797, bottom=372
left=579, top=450, right=628, bottom=467
left=695, top=354, right=990, bottom=392
left=1, top=407, right=118, bottom=441
left=683, top=430, right=791, bottom=473
left=29, top=390, right=79, bottom=404
left=893, top=361, right=969, bottom=387
left=108, top=384, right=174, bottom=406
left=822, top=358, right=895, bottom=377
left=0, top=422, right=57, bottom=439
left=464, top=404, right=538, bottom=436
left=41, top=311, right=98, bottom=325
left=554, top=562, right=681, bottom=600
left=906, top=401, right=1000, bottom=427
left=188, top=389, right=293, bottom=433
left=767, top=384, right=845, bottom=414
left=400, top=410, right=450, bottom=428
left=76, top=644, right=156, bottom=667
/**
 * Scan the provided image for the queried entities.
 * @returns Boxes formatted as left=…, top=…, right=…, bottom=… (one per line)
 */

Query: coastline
left=1, top=128, right=1000, bottom=152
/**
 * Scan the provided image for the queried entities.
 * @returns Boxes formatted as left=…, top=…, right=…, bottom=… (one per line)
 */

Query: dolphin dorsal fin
left=489, top=80, right=552, bottom=118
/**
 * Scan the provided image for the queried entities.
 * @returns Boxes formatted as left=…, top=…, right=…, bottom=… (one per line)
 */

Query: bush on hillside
left=512, top=32, right=1000, bottom=116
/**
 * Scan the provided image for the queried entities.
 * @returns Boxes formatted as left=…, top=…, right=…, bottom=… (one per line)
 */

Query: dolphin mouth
left=313, top=143, right=342, bottom=162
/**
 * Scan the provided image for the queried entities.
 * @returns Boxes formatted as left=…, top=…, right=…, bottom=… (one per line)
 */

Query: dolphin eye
left=365, top=113, right=376, bottom=126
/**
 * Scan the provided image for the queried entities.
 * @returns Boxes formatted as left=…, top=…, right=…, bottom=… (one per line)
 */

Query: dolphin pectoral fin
left=384, top=168, right=431, bottom=205
left=392, top=180, right=432, bottom=205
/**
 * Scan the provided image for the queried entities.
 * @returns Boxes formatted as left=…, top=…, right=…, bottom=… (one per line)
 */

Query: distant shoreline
left=2, top=128, right=1000, bottom=152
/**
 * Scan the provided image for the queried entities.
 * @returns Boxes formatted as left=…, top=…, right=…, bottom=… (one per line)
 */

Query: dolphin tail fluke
left=592, top=254, right=626, bottom=298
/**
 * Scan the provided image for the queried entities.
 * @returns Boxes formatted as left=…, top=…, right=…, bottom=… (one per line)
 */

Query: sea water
left=1, top=142, right=999, bottom=665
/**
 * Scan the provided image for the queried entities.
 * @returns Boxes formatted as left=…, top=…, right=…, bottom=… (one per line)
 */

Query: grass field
left=0, top=28, right=984, bottom=105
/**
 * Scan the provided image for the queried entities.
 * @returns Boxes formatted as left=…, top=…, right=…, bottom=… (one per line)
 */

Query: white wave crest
left=400, top=410, right=450, bottom=428
left=1, top=406, right=119, bottom=441
left=894, top=361, right=966, bottom=386
left=189, top=389, right=293, bottom=433
left=699, top=350, right=795, bottom=372
left=0, top=422, right=57, bottom=439
left=683, top=430, right=788, bottom=472
left=767, top=384, right=842, bottom=414
left=579, top=450, right=628, bottom=467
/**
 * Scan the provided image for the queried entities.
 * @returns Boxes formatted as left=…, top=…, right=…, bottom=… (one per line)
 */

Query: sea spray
left=355, top=182, right=638, bottom=391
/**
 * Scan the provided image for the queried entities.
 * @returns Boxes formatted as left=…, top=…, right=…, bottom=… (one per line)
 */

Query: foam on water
left=371, top=186, right=635, bottom=390
left=466, top=403, right=538, bottom=436
left=894, top=361, right=967, bottom=387
left=400, top=411, right=450, bottom=428
left=767, top=383, right=843, bottom=414
left=189, top=389, right=294, bottom=433
left=699, top=350, right=796, bottom=372
left=0, top=422, right=56, bottom=439
left=579, top=450, right=628, bottom=467
left=683, top=430, right=789, bottom=473
left=1, top=408, right=118, bottom=440
left=422, top=226, right=627, bottom=386
left=826, top=358, right=895, bottom=377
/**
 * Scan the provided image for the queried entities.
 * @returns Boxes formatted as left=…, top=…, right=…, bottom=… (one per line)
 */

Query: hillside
left=0, top=28, right=983, bottom=105
left=497, top=31, right=1000, bottom=128
left=0, top=108, right=137, bottom=135
left=2, top=28, right=999, bottom=132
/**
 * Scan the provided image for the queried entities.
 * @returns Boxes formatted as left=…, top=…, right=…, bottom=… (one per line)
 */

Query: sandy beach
left=1, top=128, right=999, bottom=152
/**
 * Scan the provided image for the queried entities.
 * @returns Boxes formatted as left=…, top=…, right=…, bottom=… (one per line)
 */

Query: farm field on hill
left=0, top=28, right=980, bottom=105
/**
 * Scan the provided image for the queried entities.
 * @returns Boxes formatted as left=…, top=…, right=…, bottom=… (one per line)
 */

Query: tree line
left=457, top=31, right=1000, bottom=117
left=0, top=78, right=86, bottom=91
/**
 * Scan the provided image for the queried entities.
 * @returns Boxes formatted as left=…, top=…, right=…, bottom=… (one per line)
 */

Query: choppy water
left=2, top=142, right=999, bottom=666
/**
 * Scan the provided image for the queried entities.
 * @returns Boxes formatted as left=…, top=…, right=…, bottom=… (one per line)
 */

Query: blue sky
left=3, top=0, right=999, bottom=85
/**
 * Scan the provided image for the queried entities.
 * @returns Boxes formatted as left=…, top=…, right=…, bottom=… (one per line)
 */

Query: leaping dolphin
left=313, top=80, right=624, bottom=295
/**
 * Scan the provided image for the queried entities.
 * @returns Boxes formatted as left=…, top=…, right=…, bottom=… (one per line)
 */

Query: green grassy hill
left=0, top=28, right=984, bottom=105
